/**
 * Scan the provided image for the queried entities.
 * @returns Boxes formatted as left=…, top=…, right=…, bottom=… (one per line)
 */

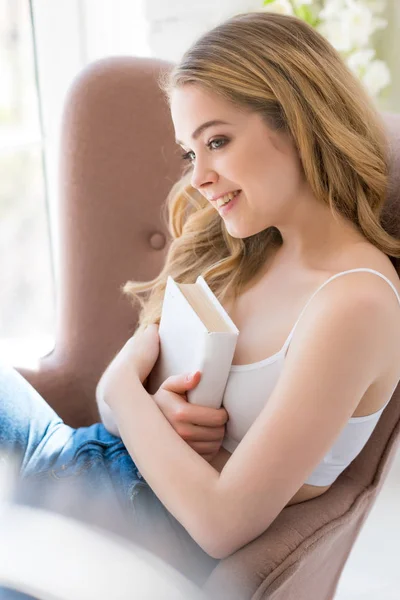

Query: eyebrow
left=175, top=120, right=231, bottom=145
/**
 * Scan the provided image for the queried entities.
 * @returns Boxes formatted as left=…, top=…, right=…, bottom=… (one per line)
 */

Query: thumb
left=161, top=371, right=201, bottom=394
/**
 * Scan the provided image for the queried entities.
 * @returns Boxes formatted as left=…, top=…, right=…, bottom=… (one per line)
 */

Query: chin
left=224, top=223, right=265, bottom=240
left=224, top=227, right=247, bottom=239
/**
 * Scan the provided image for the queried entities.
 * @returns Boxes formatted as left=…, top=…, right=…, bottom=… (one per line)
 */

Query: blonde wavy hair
left=124, top=11, right=399, bottom=332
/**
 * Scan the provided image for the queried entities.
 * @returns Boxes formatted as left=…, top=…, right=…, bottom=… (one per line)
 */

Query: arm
left=97, top=369, right=228, bottom=458
left=106, top=280, right=397, bottom=559
left=96, top=374, right=151, bottom=436
left=96, top=382, right=120, bottom=436
left=95, top=326, right=154, bottom=436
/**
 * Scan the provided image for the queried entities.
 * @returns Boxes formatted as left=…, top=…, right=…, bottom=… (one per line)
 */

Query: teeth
left=216, top=190, right=239, bottom=208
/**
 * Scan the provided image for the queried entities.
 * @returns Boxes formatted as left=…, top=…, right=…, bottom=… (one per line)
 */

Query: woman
left=1, top=10, right=400, bottom=589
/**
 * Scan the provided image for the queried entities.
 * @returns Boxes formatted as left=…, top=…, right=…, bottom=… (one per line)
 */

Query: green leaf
left=294, top=5, right=320, bottom=27
left=262, top=0, right=276, bottom=5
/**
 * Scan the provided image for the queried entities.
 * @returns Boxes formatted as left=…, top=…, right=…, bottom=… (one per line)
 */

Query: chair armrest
left=203, top=477, right=367, bottom=600
left=17, top=356, right=100, bottom=428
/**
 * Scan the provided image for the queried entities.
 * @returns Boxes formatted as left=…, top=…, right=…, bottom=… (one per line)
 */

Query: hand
left=152, top=371, right=229, bottom=462
left=98, top=324, right=160, bottom=410
left=126, top=323, right=160, bottom=384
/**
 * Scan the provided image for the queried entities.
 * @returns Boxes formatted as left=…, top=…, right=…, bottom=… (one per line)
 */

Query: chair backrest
left=21, top=57, right=182, bottom=426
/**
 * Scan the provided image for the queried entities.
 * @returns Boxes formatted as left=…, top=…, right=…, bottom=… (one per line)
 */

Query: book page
left=178, top=283, right=232, bottom=333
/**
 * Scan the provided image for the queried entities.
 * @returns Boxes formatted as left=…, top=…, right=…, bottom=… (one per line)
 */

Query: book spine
left=187, top=331, right=238, bottom=409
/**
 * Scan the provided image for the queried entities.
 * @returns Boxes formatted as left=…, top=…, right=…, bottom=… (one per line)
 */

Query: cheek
left=249, top=150, right=301, bottom=201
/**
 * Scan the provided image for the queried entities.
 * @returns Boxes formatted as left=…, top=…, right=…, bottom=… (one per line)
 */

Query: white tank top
left=221, top=268, right=400, bottom=486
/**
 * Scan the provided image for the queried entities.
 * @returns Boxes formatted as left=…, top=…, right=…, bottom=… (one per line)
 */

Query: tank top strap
left=281, top=268, right=400, bottom=357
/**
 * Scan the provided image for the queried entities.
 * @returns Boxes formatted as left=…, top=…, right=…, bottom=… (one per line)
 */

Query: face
left=170, top=84, right=306, bottom=239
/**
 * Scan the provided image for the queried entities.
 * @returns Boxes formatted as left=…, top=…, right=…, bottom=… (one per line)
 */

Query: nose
left=190, top=157, right=218, bottom=191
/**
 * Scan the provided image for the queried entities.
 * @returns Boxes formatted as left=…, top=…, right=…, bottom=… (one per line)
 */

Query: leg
left=0, top=362, right=134, bottom=497
left=0, top=363, right=73, bottom=478
left=0, top=363, right=218, bottom=589
left=0, top=363, right=72, bottom=599
left=0, top=361, right=140, bottom=503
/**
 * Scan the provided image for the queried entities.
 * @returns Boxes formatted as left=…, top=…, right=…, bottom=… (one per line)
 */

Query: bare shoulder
left=342, top=243, right=400, bottom=297
left=323, top=243, right=400, bottom=322
left=331, top=264, right=400, bottom=312
left=288, top=252, right=400, bottom=383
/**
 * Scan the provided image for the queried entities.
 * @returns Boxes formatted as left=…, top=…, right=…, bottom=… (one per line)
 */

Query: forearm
left=96, top=392, right=120, bottom=437
left=95, top=369, right=122, bottom=436
left=110, top=377, right=223, bottom=555
left=95, top=375, right=150, bottom=437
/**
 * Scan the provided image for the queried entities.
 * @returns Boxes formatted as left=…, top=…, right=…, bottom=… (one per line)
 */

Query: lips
left=213, top=190, right=241, bottom=207
left=218, top=189, right=241, bottom=215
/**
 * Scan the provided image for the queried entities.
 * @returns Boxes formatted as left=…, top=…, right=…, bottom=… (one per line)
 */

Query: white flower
left=346, top=48, right=376, bottom=77
left=319, top=1, right=375, bottom=52
left=317, top=19, right=352, bottom=52
left=343, top=2, right=375, bottom=47
left=261, top=0, right=295, bottom=16
left=361, top=59, right=391, bottom=97
left=319, top=0, right=350, bottom=20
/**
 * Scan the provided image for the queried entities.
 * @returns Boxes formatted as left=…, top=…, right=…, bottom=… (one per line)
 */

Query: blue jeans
left=0, top=363, right=218, bottom=597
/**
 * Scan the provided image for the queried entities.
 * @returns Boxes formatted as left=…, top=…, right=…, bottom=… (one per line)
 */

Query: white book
left=146, top=276, right=239, bottom=409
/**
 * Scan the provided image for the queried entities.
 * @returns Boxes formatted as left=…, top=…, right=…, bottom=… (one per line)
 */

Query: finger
left=161, top=371, right=201, bottom=395
left=178, top=424, right=226, bottom=442
left=184, top=405, right=229, bottom=428
left=189, top=441, right=222, bottom=454
left=173, top=403, right=228, bottom=428
left=168, top=394, right=228, bottom=428
left=161, top=374, right=229, bottom=427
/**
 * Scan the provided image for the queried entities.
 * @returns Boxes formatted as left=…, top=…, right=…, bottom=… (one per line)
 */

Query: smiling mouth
left=215, top=190, right=241, bottom=208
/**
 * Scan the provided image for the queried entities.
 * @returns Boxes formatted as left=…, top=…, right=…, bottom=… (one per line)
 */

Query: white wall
left=144, top=0, right=262, bottom=61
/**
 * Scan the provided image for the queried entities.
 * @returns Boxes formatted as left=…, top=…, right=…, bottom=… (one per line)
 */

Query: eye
left=181, top=150, right=195, bottom=163
left=208, top=137, right=228, bottom=150
left=180, top=137, right=229, bottom=163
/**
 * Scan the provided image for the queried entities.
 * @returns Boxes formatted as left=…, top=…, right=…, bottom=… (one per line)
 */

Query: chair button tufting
left=149, top=232, right=166, bottom=250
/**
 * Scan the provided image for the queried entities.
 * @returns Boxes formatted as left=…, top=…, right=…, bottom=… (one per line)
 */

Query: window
left=0, top=0, right=54, bottom=367
left=0, top=0, right=149, bottom=368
